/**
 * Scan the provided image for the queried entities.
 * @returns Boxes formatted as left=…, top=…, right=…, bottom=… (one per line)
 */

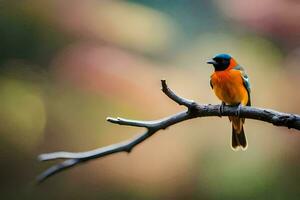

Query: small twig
left=161, top=79, right=194, bottom=107
left=106, top=117, right=154, bottom=128
left=37, top=80, right=300, bottom=183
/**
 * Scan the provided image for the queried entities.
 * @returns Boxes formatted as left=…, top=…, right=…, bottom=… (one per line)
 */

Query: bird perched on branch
left=207, top=54, right=251, bottom=150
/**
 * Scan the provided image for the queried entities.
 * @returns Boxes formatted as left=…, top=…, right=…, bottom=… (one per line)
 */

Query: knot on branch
left=187, top=101, right=199, bottom=116
left=124, top=147, right=132, bottom=153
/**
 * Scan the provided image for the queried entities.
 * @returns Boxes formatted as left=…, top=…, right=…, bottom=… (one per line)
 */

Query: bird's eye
left=214, top=58, right=222, bottom=63
left=218, top=58, right=226, bottom=63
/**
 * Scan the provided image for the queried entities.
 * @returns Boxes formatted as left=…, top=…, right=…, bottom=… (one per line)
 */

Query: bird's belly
left=213, top=80, right=248, bottom=105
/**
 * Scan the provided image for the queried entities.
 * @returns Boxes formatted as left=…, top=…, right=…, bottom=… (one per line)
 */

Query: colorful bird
left=207, top=54, right=251, bottom=150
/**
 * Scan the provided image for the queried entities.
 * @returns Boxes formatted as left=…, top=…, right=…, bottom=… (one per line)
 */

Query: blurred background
left=0, top=0, right=300, bottom=199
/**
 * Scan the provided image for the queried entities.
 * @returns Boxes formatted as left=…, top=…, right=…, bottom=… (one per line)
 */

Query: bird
left=207, top=53, right=251, bottom=150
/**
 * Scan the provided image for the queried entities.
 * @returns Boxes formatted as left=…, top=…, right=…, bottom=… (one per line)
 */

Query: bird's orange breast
left=211, top=69, right=249, bottom=105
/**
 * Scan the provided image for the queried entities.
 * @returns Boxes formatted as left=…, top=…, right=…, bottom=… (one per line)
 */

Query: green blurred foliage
left=0, top=1, right=69, bottom=66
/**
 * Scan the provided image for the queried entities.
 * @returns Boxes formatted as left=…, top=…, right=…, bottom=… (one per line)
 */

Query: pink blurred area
left=51, top=43, right=162, bottom=106
left=219, top=0, right=300, bottom=46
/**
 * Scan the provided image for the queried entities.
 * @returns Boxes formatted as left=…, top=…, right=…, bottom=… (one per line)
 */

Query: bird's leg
left=219, top=102, right=226, bottom=117
left=236, top=103, right=242, bottom=117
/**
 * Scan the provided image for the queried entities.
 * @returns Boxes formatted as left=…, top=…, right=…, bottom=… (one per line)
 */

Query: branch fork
left=37, top=79, right=300, bottom=183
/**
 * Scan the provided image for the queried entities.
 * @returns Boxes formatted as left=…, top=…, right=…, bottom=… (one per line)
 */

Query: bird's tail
left=229, top=117, right=247, bottom=150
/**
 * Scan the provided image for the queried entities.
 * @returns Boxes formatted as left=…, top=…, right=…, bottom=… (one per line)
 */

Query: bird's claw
left=236, top=103, right=242, bottom=117
left=219, top=102, right=226, bottom=117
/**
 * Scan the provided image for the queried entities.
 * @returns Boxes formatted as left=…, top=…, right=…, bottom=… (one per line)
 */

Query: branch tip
left=106, top=117, right=117, bottom=123
left=161, top=79, right=167, bottom=91
left=37, top=155, right=44, bottom=161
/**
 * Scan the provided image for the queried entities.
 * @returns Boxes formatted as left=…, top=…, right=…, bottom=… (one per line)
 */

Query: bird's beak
left=207, top=59, right=217, bottom=65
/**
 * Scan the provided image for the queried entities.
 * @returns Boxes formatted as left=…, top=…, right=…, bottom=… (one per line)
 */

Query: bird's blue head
left=207, top=53, right=233, bottom=71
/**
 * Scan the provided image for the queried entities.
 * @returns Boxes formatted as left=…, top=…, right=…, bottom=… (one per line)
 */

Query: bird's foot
left=219, top=102, right=226, bottom=117
left=236, top=103, right=242, bottom=117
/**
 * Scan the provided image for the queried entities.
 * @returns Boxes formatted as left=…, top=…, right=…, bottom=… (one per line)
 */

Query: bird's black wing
left=210, top=78, right=213, bottom=89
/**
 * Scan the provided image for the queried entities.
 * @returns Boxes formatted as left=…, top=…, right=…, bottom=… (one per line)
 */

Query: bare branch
left=161, top=79, right=194, bottom=107
left=37, top=80, right=300, bottom=183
